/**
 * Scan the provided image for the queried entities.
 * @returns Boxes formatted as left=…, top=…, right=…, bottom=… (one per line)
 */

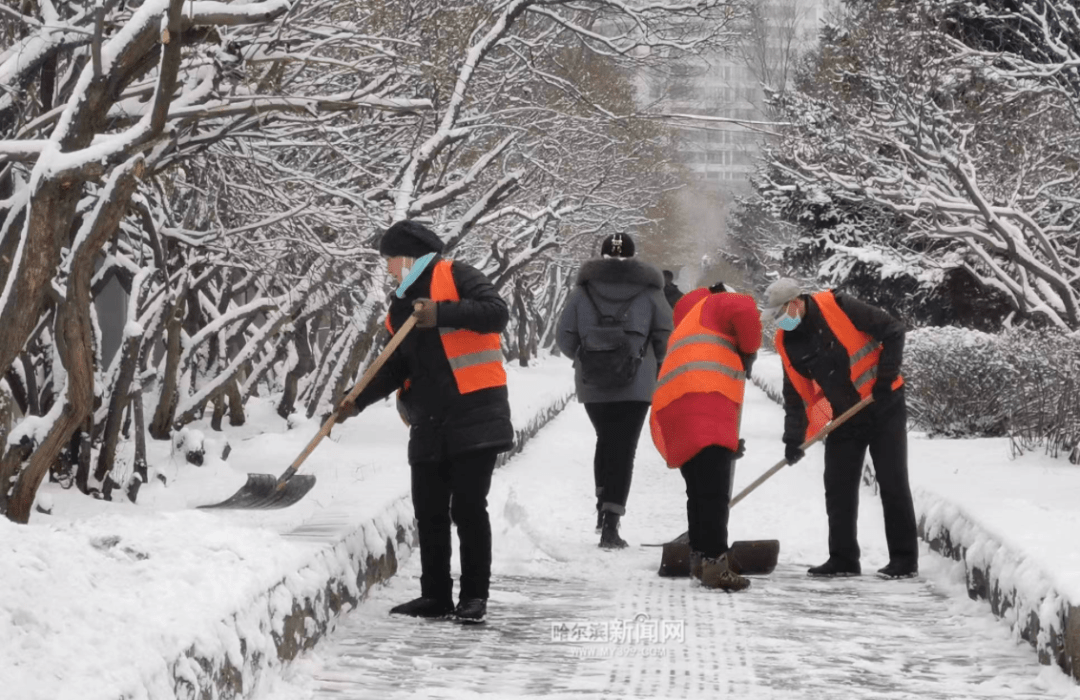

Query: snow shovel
left=654, top=400, right=778, bottom=576
left=654, top=394, right=875, bottom=576
left=199, top=311, right=421, bottom=510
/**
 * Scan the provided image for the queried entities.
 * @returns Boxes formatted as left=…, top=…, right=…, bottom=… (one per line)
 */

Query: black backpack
left=576, top=285, right=646, bottom=389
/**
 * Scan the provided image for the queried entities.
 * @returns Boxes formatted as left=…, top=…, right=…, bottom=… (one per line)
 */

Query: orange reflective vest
left=385, top=259, right=507, bottom=395
left=776, top=290, right=904, bottom=442
left=651, top=296, right=747, bottom=465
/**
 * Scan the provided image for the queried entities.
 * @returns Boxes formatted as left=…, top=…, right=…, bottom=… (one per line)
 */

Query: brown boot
left=689, top=550, right=704, bottom=581
left=700, top=553, right=750, bottom=592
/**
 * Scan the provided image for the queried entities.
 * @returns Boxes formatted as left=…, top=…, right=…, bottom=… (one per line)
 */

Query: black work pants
left=584, top=401, right=650, bottom=515
left=822, top=389, right=918, bottom=567
left=679, top=445, right=734, bottom=559
left=410, top=449, right=497, bottom=603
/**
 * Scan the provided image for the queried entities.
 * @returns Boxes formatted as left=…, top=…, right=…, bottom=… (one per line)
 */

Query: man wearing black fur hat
left=557, top=233, right=673, bottom=548
left=340, top=220, right=513, bottom=623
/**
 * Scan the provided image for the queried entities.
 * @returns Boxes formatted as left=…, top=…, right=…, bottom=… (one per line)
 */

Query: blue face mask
left=778, top=312, right=802, bottom=331
left=394, top=252, right=437, bottom=299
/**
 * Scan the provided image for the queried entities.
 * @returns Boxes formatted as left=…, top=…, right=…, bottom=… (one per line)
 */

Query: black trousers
left=410, top=449, right=497, bottom=603
left=584, top=401, right=650, bottom=515
left=823, top=389, right=918, bottom=567
left=679, top=445, right=734, bottom=559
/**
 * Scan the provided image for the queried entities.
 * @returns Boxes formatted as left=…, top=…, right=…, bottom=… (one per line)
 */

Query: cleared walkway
left=307, top=567, right=1053, bottom=699
left=278, top=388, right=1072, bottom=700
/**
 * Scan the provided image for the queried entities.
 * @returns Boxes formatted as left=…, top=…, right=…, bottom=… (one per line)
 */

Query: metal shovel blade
left=198, top=473, right=317, bottom=510
left=727, top=539, right=780, bottom=576
left=657, top=532, right=779, bottom=577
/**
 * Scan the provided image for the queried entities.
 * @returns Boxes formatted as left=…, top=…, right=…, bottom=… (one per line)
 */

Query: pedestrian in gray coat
left=557, top=233, right=674, bottom=548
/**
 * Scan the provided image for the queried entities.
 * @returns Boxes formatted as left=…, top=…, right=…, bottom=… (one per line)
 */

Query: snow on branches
left=0, top=0, right=743, bottom=521
left=747, top=0, right=1080, bottom=331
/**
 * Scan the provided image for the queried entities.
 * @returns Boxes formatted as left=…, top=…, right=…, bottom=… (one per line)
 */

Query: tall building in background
left=645, top=0, right=831, bottom=189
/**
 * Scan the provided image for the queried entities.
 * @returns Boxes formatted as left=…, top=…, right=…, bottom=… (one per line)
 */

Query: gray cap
left=760, top=278, right=802, bottom=322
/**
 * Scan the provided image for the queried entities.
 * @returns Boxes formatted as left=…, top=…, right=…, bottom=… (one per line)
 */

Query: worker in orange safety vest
left=650, top=281, right=762, bottom=591
left=340, top=220, right=512, bottom=624
left=762, top=278, right=918, bottom=581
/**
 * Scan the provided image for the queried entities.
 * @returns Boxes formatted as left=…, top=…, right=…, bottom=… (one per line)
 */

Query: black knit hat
left=378, top=220, right=445, bottom=258
left=600, top=232, right=635, bottom=258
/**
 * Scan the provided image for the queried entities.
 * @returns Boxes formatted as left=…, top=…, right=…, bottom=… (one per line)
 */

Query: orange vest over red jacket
left=650, top=288, right=762, bottom=468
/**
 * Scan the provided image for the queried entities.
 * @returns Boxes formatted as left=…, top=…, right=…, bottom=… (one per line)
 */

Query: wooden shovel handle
left=729, top=394, right=874, bottom=508
left=275, top=312, right=420, bottom=487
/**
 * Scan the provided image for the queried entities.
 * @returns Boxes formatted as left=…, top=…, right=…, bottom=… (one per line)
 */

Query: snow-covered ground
left=3, top=352, right=1080, bottom=699
left=259, top=383, right=1080, bottom=699
left=1, top=357, right=572, bottom=700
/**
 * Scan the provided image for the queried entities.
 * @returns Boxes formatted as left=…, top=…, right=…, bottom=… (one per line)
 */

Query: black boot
left=596, top=506, right=603, bottom=533
left=807, top=558, right=860, bottom=578
left=389, top=596, right=454, bottom=618
left=455, top=598, right=488, bottom=624
left=599, top=511, right=628, bottom=549
left=876, top=559, right=918, bottom=580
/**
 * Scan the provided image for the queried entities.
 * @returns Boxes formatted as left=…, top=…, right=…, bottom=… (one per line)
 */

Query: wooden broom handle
left=729, top=394, right=874, bottom=508
left=276, top=312, right=421, bottom=486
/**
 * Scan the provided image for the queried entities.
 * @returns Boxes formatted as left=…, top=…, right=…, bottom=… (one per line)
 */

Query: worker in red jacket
left=650, top=282, right=761, bottom=591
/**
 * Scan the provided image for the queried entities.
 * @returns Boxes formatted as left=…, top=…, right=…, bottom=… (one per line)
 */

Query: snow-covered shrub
left=905, top=327, right=1014, bottom=437
left=999, top=329, right=1080, bottom=464
left=906, top=327, right=1080, bottom=462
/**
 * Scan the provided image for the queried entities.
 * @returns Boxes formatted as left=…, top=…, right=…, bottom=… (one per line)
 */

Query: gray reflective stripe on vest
left=658, top=360, right=746, bottom=387
left=849, top=339, right=880, bottom=367
left=667, top=333, right=739, bottom=355
left=853, top=365, right=878, bottom=390
left=446, top=348, right=503, bottom=371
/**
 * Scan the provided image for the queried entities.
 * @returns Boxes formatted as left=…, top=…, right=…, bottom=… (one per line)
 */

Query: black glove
left=739, top=352, right=756, bottom=379
left=872, top=377, right=894, bottom=403
left=785, top=443, right=805, bottom=465
left=733, top=438, right=746, bottom=460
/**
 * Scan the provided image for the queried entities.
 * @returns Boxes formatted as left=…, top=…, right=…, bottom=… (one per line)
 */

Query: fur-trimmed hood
left=575, top=258, right=663, bottom=294
left=558, top=256, right=673, bottom=404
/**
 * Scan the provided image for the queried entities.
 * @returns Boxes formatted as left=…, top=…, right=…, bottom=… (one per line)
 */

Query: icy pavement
left=298, top=567, right=1059, bottom=700
left=261, top=387, right=1080, bottom=699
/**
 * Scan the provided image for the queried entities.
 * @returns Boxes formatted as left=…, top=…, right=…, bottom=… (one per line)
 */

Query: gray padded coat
left=557, top=258, right=673, bottom=404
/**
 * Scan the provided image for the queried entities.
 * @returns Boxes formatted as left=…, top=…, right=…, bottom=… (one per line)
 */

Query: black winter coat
left=352, top=257, right=513, bottom=464
left=780, top=291, right=905, bottom=446
left=663, top=282, right=684, bottom=310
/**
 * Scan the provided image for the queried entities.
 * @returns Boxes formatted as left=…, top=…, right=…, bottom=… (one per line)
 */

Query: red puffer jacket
left=650, top=287, right=762, bottom=468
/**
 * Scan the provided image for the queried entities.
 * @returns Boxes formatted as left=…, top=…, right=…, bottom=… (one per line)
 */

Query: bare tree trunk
left=278, top=318, right=314, bottom=418
left=225, top=379, right=245, bottom=427
left=126, top=386, right=148, bottom=503
left=93, top=331, right=140, bottom=484
left=211, top=393, right=225, bottom=431
left=73, top=417, right=92, bottom=495
left=149, top=294, right=186, bottom=439
left=0, top=382, right=12, bottom=454
left=514, top=278, right=529, bottom=367
left=0, top=159, right=145, bottom=522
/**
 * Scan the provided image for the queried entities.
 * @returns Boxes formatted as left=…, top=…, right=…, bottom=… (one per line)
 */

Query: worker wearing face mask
left=760, top=278, right=918, bottom=581
left=339, top=220, right=513, bottom=624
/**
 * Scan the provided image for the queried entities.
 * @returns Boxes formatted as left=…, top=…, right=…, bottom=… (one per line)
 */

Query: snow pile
left=1, top=357, right=577, bottom=700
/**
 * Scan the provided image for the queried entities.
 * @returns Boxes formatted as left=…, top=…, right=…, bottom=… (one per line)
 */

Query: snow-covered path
left=263, top=386, right=1078, bottom=699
